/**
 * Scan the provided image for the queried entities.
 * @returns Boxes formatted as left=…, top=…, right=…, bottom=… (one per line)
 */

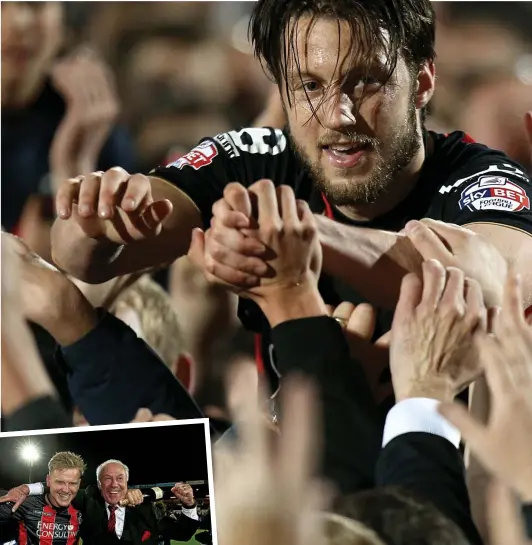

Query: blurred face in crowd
left=98, top=463, right=128, bottom=506
left=281, top=17, right=434, bottom=210
left=1, top=1, right=64, bottom=87
left=46, top=468, right=82, bottom=508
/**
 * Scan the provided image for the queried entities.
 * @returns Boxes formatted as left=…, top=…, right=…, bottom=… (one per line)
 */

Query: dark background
left=0, top=423, right=209, bottom=489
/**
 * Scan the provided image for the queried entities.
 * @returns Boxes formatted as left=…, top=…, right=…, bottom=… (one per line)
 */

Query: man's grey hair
left=96, top=459, right=130, bottom=483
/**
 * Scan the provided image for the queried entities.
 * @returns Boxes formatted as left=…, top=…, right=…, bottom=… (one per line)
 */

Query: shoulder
left=430, top=130, right=530, bottom=189
left=428, top=131, right=531, bottom=210
left=162, top=127, right=292, bottom=172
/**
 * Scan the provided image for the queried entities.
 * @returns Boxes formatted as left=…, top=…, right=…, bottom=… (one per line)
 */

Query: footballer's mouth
left=322, top=142, right=372, bottom=168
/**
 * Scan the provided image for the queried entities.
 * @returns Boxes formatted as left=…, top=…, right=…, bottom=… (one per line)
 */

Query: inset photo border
left=0, top=419, right=217, bottom=545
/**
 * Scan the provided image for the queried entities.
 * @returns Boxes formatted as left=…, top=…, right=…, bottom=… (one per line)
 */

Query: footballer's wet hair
left=250, top=0, right=435, bottom=119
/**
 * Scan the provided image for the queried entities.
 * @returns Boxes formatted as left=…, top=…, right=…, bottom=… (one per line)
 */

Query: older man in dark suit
left=77, top=459, right=199, bottom=545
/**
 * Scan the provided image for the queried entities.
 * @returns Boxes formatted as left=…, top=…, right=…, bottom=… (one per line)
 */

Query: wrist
left=395, top=381, right=454, bottom=404
left=258, top=284, right=328, bottom=328
left=41, top=291, right=98, bottom=346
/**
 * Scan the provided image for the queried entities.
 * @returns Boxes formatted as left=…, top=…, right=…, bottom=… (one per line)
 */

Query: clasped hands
left=188, top=179, right=322, bottom=307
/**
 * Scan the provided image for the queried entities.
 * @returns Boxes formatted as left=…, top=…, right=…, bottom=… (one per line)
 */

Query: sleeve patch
left=167, top=141, right=218, bottom=171
left=459, top=176, right=531, bottom=212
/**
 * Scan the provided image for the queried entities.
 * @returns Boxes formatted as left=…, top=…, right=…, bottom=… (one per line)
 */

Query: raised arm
left=50, top=170, right=202, bottom=283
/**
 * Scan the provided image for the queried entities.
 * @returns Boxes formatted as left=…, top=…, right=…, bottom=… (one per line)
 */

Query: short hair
left=48, top=452, right=86, bottom=476
left=96, top=460, right=130, bottom=483
left=334, top=487, right=470, bottom=545
left=323, top=513, right=385, bottom=545
left=250, top=0, right=435, bottom=117
left=110, top=275, right=183, bottom=369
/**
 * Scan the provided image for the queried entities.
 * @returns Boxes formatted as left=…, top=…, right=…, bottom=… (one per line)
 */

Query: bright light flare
left=19, top=442, right=40, bottom=463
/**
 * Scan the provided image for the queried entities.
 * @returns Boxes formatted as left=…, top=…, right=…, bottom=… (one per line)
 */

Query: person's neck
left=336, top=131, right=434, bottom=222
left=1, top=71, right=47, bottom=109
left=45, top=493, right=61, bottom=509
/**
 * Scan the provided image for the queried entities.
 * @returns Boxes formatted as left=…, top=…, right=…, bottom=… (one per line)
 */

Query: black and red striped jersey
left=0, top=493, right=82, bottom=545
left=150, top=127, right=532, bottom=392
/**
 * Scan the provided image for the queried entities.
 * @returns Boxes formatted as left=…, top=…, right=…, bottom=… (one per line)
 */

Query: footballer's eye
left=301, top=81, right=321, bottom=93
left=360, top=76, right=380, bottom=86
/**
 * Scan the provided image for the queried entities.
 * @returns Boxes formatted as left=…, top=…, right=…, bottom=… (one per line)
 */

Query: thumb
left=141, top=200, right=173, bottom=236
left=187, top=228, right=206, bottom=270
left=438, top=401, right=486, bottom=448
left=346, top=303, right=376, bottom=341
left=375, top=330, right=392, bottom=348
left=12, top=497, right=26, bottom=512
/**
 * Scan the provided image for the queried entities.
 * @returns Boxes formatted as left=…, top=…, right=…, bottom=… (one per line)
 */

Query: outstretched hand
left=439, top=272, right=532, bottom=503
left=0, top=485, right=30, bottom=512
left=214, top=366, right=330, bottom=545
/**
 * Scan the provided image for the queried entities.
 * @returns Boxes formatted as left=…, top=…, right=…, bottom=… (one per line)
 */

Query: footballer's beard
left=290, top=102, right=421, bottom=207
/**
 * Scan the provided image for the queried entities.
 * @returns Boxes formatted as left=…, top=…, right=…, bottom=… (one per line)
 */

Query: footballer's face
left=281, top=16, right=434, bottom=212
left=46, top=468, right=82, bottom=508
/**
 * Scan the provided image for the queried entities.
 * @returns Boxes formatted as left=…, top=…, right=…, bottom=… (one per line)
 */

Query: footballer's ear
left=415, top=61, right=436, bottom=110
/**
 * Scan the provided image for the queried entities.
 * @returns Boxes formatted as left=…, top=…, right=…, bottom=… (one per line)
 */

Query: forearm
left=316, top=215, right=423, bottom=309
left=64, top=311, right=203, bottom=424
left=271, top=314, right=382, bottom=493
left=50, top=216, right=123, bottom=283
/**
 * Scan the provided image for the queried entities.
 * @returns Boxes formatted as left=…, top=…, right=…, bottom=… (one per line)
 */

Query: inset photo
left=0, top=420, right=215, bottom=545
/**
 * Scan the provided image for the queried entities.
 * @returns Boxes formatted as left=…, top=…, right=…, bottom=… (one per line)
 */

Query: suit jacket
left=271, top=316, right=383, bottom=493
left=74, top=485, right=199, bottom=545
left=57, top=311, right=203, bottom=425
left=270, top=316, right=482, bottom=545
left=377, top=432, right=483, bottom=545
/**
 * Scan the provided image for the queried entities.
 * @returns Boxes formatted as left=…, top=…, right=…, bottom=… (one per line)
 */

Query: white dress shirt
left=106, top=504, right=126, bottom=538
left=382, top=397, right=461, bottom=448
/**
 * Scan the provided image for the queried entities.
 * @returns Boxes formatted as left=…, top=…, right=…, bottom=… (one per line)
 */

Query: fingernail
left=124, top=198, right=135, bottom=210
left=58, top=207, right=69, bottom=218
left=79, top=204, right=91, bottom=215
left=99, top=206, right=111, bottom=218
left=253, top=245, right=266, bottom=256
left=404, top=220, right=419, bottom=234
left=254, top=263, right=268, bottom=275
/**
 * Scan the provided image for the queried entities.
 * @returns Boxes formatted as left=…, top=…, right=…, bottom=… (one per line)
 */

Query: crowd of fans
left=2, top=1, right=532, bottom=544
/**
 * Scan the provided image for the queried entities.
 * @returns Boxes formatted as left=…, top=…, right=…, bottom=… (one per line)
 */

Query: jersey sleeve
left=0, top=501, right=23, bottom=522
left=149, top=127, right=294, bottom=229
left=438, top=157, right=532, bottom=235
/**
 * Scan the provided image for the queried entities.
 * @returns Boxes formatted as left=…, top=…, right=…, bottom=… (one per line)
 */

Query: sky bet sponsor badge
left=459, top=176, right=530, bottom=212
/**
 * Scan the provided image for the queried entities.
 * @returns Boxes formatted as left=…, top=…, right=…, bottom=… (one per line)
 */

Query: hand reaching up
left=390, top=259, right=487, bottom=402
left=214, top=367, right=329, bottom=545
left=439, top=272, right=532, bottom=503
